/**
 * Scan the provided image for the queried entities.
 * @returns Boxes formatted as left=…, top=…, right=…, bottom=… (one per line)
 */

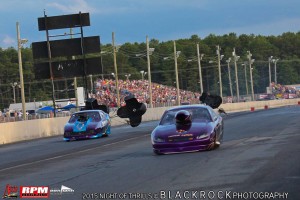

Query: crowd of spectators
left=270, top=82, right=300, bottom=99
left=91, top=79, right=201, bottom=107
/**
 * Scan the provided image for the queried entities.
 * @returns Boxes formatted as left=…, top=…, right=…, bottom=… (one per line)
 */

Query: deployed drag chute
left=83, top=98, right=109, bottom=114
left=117, top=95, right=147, bottom=127
left=199, top=92, right=227, bottom=115
left=199, top=92, right=222, bottom=109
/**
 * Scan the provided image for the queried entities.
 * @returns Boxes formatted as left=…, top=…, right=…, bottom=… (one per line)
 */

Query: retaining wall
left=0, top=99, right=299, bottom=145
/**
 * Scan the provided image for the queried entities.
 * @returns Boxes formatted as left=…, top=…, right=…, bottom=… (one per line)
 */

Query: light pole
left=44, top=11, right=57, bottom=117
left=216, top=45, right=223, bottom=98
left=247, top=51, right=255, bottom=101
left=232, top=48, right=240, bottom=102
left=163, top=47, right=180, bottom=105
left=272, top=58, right=279, bottom=84
left=197, top=44, right=204, bottom=94
left=89, top=74, right=93, bottom=93
left=242, top=62, right=249, bottom=95
left=74, top=77, right=78, bottom=109
left=140, top=70, right=147, bottom=81
left=268, top=56, right=273, bottom=86
left=100, top=51, right=108, bottom=80
left=11, top=82, right=18, bottom=104
left=249, top=60, right=255, bottom=101
left=125, top=74, right=131, bottom=81
left=17, top=22, right=27, bottom=120
left=163, top=46, right=180, bottom=105
left=146, top=36, right=155, bottom=108
left=174, top=41, right=181, bottom=106
left=188, top=54, right=204, bottom=94
left=70, top=28, right=78, bottom=109
left=226, top=58, right=233, bottom=98
left=112, top=32, right=120, bottom=107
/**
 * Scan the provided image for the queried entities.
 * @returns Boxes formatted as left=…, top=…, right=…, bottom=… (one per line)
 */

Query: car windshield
left=68, top=111, right=101, bottom=123
left=160, top=107, right=211, bottom=125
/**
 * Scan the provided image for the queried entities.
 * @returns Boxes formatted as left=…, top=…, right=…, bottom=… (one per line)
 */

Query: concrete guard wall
left=0, top=99, right=299, bottom=145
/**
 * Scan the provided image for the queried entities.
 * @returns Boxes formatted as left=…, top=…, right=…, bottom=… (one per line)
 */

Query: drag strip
left=0, top=134, right=149, bottom=173
left=0, top=121, right=158, bottom=171
left=1, top=106, right=299, bottom=200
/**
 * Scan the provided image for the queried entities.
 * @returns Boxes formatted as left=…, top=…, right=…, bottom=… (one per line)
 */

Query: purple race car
left=64, top=110, right=111, bottom=141
left=151, top=105, right=224, bottom=155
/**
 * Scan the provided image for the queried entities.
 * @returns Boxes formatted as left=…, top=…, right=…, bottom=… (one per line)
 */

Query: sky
left=0, top=0, right=300, bottom=49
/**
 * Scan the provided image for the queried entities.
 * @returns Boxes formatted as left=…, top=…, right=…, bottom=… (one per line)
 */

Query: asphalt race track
left=1, top=106, right=300, bottom=200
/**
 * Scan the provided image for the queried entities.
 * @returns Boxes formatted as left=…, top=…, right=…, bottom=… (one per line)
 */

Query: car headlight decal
left=154, top=137, right=165, bottom=142
left=196, top=133, right=209, bottom=140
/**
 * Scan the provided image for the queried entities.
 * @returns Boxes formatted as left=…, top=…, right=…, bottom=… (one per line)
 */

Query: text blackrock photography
left=81, top=190, right=289, bottom=199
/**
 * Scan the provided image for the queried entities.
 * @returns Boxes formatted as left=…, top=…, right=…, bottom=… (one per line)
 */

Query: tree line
left=0, top=32, right=300, bottom=110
